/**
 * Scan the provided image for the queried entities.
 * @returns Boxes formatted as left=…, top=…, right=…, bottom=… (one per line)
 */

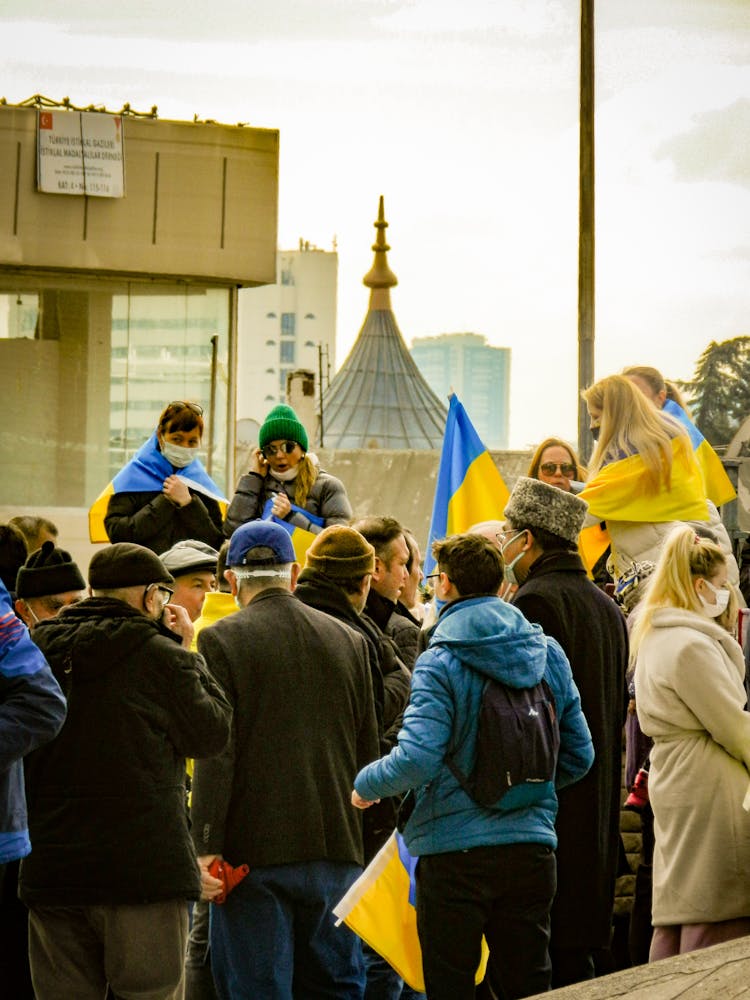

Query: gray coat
left=223, top=469, right=351, bottom=537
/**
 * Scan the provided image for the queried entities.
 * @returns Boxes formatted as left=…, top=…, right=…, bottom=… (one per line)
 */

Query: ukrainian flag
left=261, top=499, right=324, bottom=564
left=424, top=395, right=510, bottom=575
left=578, top=435, right=709, bottom=572
left=333, top=830, right=489, bottom=992
left=88, top=433, right=227, bottom=543
left=663, top=399, right=736, bottom=507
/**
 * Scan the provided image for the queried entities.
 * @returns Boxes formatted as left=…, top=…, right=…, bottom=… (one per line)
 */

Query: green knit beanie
left=259, top=405, right=309, bottom=452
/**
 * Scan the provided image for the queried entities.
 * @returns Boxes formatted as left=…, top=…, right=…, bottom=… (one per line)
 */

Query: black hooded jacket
left=20, top=597, right=232, bottom=906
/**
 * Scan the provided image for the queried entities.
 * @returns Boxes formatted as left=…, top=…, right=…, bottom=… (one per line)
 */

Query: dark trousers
left=416, top=843, right=555, bottom=1000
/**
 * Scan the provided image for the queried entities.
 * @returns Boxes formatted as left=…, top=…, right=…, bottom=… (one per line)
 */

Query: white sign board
left=37, top=110, right=125, bottom=197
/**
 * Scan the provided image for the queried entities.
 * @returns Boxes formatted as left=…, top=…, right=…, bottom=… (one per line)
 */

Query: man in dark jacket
left=21, top=542, right=232, bottom=1000
left=352, top=516, right=420, bottom=670
left=192, top=520, right=379, bottom=1000
left=294, top=525, right=413, bottom=1000
left=500, top=478, right=629, bottom=987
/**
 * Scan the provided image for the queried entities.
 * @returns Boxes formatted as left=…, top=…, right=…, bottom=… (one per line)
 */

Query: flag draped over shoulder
left=424, top=395, right=510, bottom=575
left=261, top=499, right=324, bottom=564
left=662, top=399, right=736, bottom=507
left=333, top=831, right=489, bottom=992
left=578, top=435, right=710, bottom=572
left=88, top=433, right=227, bottom=543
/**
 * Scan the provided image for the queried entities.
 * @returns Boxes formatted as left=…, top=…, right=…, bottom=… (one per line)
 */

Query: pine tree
left=679, top=337, right=750, bottom=446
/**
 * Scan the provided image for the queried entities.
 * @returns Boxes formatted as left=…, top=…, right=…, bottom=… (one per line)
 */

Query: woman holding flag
left=224, top=404, right=352, bottom=538
left=579, top=375, right=710, bottom=583
left=95, top=400, right=226, bottom=553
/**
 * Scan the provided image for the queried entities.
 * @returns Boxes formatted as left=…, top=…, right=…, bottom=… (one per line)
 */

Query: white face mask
left=698, top=578, right=730, bottom=618
left=161, top=441, right=196, bottom=468
left=500, top=531, right=527, bottom=587
left=271, top=466, right=299, bottom=483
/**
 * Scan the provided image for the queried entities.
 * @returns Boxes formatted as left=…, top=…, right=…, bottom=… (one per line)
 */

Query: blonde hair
left=294, top=454, right=319, bottom=508
left=527, top=437, right=587, bottom=483
left=622, top=365, right=692, bottom=416
left=630, top=525, right=737, bottom=654
left=582, top=374, right=688, bottom=492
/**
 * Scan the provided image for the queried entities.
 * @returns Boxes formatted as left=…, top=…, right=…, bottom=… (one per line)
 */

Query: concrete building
left=410, top=333, right=511, bottom=449
left=0, top=97, right=278, bottom=516
left=236, top=242, right=337, bottom=433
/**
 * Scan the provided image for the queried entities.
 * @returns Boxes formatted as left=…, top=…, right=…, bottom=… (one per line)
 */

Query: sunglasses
left=167, top=401, right=204, bottom=416
left=540, top=462, right=576, bottom=477
left=261, top=441, right=298, bottom=458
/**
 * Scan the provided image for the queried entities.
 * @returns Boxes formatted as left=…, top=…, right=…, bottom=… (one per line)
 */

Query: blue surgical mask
left=500, top=531, right=527, bottom=587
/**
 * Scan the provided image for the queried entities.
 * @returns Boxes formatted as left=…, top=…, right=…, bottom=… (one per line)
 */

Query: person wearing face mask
left=93, top=401, right=226, bottom=555
left=631, top=525, right=750, bottom=961
left=224, top=404, right=352, bottom=538
left=500, top=477, right=629, bottom=989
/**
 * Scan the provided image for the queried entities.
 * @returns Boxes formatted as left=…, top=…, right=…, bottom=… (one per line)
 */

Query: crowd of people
left=1, top=372, right=749, bottom=1000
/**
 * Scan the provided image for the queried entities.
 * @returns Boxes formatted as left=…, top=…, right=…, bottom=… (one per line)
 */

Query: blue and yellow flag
left=663, top=399, right=735, bottom=507
left=578, top=435, right=710, bottom=572
left=88, top=433, right=227, bottom=543
left=424, top=395, right=510, bottom=575
left=261, top=499, right=324, bottom=564
left=333, top=830, right=489, bottom=992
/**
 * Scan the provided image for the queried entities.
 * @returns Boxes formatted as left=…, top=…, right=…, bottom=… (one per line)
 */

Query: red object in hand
left=208, top=858, right=250, bottom=904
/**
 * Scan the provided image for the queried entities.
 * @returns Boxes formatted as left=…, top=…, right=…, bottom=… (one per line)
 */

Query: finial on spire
left=363, top=196, right=398, bottom=296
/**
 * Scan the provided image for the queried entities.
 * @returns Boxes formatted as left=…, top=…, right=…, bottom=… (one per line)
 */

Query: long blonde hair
left=294, top=454, right=319, bottom=507
left=582, top=374, right=687, bottom=492
left=630, top=525, right=737, bottom=654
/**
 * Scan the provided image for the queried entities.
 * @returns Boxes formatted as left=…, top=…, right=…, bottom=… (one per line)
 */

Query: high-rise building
left=410, top=333, right=511, bottom=449
left=236, top=242, right=337, bottom=428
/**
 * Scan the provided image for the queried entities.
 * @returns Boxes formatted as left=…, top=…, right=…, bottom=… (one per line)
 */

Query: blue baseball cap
left=227, top=521, right=296, bottom=568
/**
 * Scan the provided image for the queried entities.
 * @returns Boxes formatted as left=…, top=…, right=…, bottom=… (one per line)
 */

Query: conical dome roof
left=322, top=198, right=446, bottom=449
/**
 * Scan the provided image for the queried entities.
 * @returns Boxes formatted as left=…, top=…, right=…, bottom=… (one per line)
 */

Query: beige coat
left=635, top=608, right=750, bottom=925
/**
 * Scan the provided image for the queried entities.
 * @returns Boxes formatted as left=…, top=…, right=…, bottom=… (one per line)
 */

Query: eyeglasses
left=261, top=441, right=298, bottom=458
left=145, top=583, right=174, bottom=603
left=425, top=572, right=441, bottom=584
left=167, top=401, right=203, bottom=416
left=540, top=462, right=576, bottom=477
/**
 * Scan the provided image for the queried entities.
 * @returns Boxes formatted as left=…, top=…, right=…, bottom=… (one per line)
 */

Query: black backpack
left=446, top=676, right=560, bottom=808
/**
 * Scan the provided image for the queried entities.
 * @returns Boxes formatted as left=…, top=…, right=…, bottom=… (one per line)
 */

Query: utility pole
left=578, top=0, right=595, bottom=462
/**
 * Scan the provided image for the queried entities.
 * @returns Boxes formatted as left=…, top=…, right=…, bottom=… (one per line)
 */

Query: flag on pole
left=333, top=830, right=489, bottom=992
left=424, top=394, right=510, bottom=575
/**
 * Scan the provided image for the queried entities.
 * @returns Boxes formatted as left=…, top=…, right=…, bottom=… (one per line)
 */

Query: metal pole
left=207, top=333, right=219, bottom=475
left=318, top=342, right=325, bottom=447
left=578, top=0, right=595, bottom=462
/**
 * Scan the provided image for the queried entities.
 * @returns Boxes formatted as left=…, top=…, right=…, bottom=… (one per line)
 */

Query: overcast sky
left=2, top=0, right=748, bottom=448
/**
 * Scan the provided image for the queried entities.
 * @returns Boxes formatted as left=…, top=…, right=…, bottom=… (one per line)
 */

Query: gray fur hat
left=504, top=477, right=588, bottom=546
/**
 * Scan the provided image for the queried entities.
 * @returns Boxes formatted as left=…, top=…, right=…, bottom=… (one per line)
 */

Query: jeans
left=210, top=859, right=365, bottom=1000
left=416, top=843, right=555, bottom=1000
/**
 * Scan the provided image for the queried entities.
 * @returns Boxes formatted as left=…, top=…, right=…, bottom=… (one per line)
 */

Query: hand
left=163, top=475, right=192, bottom=507
left=351, top=790, right=379, bottom=810
left=249, top=448, right=269, bottom=477
left=197, top=854, right=224, bottom=902
left=271, top=491, right=291, bottom=519
left=162, top=603, right=194, bottom=649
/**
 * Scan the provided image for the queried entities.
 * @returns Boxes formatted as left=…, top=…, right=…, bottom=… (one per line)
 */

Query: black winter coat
left=105, top=489, right=224, bottom=554
left=513, top=551, right=629, bottom=951
left=20, top=598, right=232, bottom=906
left=192, top=589, right=379, bottom=870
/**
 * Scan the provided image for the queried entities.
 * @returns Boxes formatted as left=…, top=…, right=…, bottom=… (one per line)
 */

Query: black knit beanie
left=16, top=541, right=86, bottom=598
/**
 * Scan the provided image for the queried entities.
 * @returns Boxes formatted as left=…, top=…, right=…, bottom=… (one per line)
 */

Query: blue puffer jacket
left=354, top=596, right=594, bottom=856
left=0, top=583, right=66, bottom=863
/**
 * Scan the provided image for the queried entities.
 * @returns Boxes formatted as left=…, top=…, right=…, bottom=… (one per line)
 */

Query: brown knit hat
left=305, top=526, right=375, bottom=581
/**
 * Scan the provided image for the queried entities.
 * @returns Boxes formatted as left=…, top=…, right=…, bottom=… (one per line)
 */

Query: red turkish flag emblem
left=39, top=112, right=53, bottom=129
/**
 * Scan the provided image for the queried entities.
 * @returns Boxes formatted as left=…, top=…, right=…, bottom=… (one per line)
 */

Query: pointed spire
left=362, top=196, right=398, bottom=309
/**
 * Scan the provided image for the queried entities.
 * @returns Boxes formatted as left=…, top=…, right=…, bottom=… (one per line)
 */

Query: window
left=280, top=269, right=295, bottom=286
left=281, top=313, right=296, bottom=337
left=280, top=341, right=296, bottom=364
left=279, top=368, right=291, bottom=391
